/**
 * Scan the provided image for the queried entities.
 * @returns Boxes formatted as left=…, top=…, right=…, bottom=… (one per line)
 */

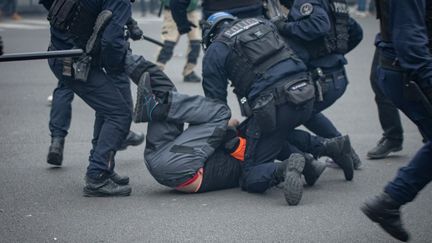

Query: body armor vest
left=48, top=0, right=98, bottom=48
left=306, top=0, right=350, bottom=59
left=202, top=0, right=261, bottom=12
left=214, top=18, right=298, bottom=98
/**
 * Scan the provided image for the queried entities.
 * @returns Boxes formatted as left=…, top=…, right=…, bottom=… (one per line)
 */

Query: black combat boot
left=321, top=135, right=354, bottom=181
left=118, top=131, right=145, bottom=151
left=47, top=137, right=65, bottom=166
left=109, top=172, right=130, bottom=185
left=302, top=154, right=326, bottom=186
left=277, top=153, right=305, bottom=206
left=361, top=193, right=409, bottom=242
left=367, top=137, right=403, bottom=159
left=133, top=72, right=168, bottom=123
left=83, top=173, right=132, bottom=197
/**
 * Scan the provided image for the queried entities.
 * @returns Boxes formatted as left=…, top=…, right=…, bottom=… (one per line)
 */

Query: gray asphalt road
left=1, top=15, right=431, bottom=243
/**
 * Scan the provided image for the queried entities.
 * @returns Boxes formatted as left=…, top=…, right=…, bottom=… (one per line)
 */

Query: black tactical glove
left=178, top=21, right=197, bottom=35
left=270, top=15, right=287, bottom=32
left=0, top=36, right=3, bottom=56
left=127, top=18, right=143, bottom=41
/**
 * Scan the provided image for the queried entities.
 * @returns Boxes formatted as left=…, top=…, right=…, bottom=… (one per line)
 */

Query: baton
left=409, top=81, right=432, bottom=117
left=142, top=34, right=164, bottom=47
left=0, top=49, right=84, bottom=62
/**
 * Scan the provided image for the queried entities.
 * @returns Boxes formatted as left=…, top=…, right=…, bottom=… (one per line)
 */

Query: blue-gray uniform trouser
left=376, top=64, right=432, bottom=205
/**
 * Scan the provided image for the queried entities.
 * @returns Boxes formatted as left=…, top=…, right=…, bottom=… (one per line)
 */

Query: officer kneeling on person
left=200, top=12, right=320, bottom=205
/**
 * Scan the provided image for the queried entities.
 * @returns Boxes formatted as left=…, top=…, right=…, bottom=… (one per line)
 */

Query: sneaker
left=183, top=72, right=201, bottom=83
left=47, top=94, right=53, bottom=106
left=118, top=131, right=145, bottom=150
left=133, top=72, right=158, bottom=123
left=83, top=175, right=131, bottom=197
left=282, top=153, right=305, bottom=206
left=367, top=137, right=403, bottom=159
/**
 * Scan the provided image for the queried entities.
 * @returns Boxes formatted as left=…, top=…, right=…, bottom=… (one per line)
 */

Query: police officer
left=39, top=1, right=145, bottom=167
left=274, top=0, right=364, bottom=170
left=169, top=0, right=264, bottom=35
left=156, top=0, right=202, bottom=83
left=367, top=48, right=404, bottom=159
left=47, top=0, right=134, bottom=197
left=200, top=12, right=323, bottom=206
left=361, top=1, right=432, bottom=241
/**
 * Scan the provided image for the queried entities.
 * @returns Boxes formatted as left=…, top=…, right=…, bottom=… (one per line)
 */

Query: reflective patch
left=300, top=3, right=314, bottom=16
left=223, top=18, right=261, bottom=38
left=331, top=1, right=349, bottom=14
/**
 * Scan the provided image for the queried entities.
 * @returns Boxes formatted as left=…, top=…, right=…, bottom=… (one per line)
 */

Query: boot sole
left=367, top=146, right=403, bottom=159
left=83, top=187, right=132, bottom=197
left=47, top=152, right=62, bottom=166
left=360, top=204, right=409, bottom=242
left=133, top=77, right=146, bottom=123
left=283, top=154, right=305, bottom=206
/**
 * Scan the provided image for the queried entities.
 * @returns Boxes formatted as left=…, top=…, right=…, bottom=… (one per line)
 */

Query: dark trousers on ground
left=370, top=49, right=403, bottom=141
left=48, top=57, right=132, bottom=178
left=376, top=66, right=432, bottom=205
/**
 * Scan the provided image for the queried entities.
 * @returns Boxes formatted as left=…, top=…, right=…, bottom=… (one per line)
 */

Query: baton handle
left=142, top=35, right=164, bottom=47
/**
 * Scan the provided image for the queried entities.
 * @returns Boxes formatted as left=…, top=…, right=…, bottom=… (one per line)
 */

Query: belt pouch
left=252, top=93, right=276, bottom=135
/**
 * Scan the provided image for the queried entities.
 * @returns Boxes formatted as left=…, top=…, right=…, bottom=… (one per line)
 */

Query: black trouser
left=370, top=48, right=404, bottom=142
left=240, top=101, right=313, bottom=193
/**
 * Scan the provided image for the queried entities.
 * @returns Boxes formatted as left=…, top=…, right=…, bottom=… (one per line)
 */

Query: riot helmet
left=201, top=12, right=236, bottom=51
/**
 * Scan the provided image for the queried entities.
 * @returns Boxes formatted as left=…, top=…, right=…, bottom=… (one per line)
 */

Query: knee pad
left=157, top=41, right=176, bottom=64
left=187, top=40, right=201, bottom=64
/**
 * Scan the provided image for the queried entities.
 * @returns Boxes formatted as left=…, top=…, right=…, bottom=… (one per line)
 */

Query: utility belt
left=310, top=67, right=346, bottom=101
left=241, top=72, right=315, bottom=135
